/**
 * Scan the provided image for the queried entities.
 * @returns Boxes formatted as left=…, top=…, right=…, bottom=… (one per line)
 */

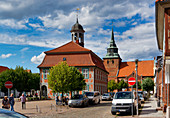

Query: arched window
left=107, top=60, right=109, bottom=64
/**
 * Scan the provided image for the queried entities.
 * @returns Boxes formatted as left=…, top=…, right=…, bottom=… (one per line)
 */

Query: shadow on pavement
left=69, top=101, right=112, bottom=109
left=144, top=101, right=150, bottom=104
left=142, top=106, right=151, bottom=108
left=140, top=109, right=157, bottom=115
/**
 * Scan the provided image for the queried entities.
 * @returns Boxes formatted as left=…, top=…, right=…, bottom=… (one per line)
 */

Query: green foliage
left=133, top=81, right=142, bottom=89
left=0, top=66, right=40, bottom=92
left=108, top=80, right=117, bottom=92
left=117, top=79, right=128, bottom=90
left=142, top=77, right=154, bottom=92
left=48, top=62, right=86, bottom=97
left=29, top=73, right=40, bottom=90
left=68, top=67, right=86, bottom=92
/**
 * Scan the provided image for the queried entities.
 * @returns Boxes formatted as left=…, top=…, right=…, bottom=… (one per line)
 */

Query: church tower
left=70, top=18, right=85, bottom=47
left=103, top=25, right=121, bottom=82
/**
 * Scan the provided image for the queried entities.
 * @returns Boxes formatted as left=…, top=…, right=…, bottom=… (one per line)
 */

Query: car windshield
left=71, top=95, right=83, bottom=99
left=85, top=92, right=94, bottom=96
left=103, top=93, right=109, bottom=96
left=114, top=92, right=133, bottom=99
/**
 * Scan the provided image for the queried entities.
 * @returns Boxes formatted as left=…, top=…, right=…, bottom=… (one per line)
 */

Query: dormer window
left=63, top=57, right=66, bottom=61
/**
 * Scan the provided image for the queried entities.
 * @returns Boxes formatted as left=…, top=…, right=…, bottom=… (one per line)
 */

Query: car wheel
left=82, top=102, right=84, bottom=107
left=111, top=111, right=116, bottom=115
left=86, top=102, right=89, bottom=107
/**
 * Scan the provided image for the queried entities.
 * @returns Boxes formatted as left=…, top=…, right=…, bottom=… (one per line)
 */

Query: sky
left=0, top=0, right=161, bottom=73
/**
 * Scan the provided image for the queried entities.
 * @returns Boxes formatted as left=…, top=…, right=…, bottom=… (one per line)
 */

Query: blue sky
left=0, top=0, right=161, bottom=73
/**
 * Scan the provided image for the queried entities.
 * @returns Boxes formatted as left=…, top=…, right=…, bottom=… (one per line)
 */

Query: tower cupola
left=70, top=18, right=85, bottom=47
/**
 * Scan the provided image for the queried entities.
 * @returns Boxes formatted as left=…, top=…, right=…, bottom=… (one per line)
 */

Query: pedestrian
left=19, top=93, right=26, bottom=109
left=9, top=93, right=15, bottom=111
left=55, top=93, right=59, bottom=105
left=2, top=96, right=10, bottom=109
left=65, top=94, right=69, bottom=105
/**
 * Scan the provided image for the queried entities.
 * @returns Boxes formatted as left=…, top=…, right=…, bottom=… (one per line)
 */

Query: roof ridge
left=45, top=41, right=91, bottom=54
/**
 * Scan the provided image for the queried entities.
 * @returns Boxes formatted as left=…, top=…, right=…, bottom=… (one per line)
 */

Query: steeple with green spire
left=103, top=24, right=120, bottom=59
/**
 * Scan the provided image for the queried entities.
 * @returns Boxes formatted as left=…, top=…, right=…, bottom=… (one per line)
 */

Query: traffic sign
left=128, top=77, right=136, bottom=86
left=5, top=81, right=13, bottom=89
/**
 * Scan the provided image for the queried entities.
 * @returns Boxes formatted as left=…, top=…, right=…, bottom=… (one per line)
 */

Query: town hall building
left=38, top=17, right=155, bottom=99
left=38, top=18, right=108, bottom=99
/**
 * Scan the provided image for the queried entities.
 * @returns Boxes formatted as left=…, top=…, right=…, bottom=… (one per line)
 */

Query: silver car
left=68, top=94, right=89, bottom=107
left=102, top=93, right=111, bottom=100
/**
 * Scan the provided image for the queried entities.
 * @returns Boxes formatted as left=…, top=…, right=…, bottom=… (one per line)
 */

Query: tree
left=48, top=62, right=86, bottom=100
left=117, top=79, right=128, bottom=91
left=133, top=81, right=142, bottom=89
left=0, top=66, right=40, bottom=93
left=142, top=77, right=154, bottom=93
left=68, top=67, right=86, bottom=97
left=29, top=73, right=40, bottom=90
left=108, top=80, right=117, bottom=92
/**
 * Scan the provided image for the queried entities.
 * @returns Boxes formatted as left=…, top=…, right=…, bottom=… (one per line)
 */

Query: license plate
left=119, top=110, right=126, bottom=112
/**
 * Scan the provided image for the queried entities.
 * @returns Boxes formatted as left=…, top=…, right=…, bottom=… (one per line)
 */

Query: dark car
left=0, top=108, right=27, bottom=118
left=68, top=94, right=89, bottom=107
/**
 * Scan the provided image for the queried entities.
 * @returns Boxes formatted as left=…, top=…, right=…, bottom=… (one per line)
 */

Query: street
left=0, top=97, right=165, bottom=118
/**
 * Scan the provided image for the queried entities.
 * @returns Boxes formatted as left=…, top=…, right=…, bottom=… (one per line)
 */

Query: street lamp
left=135, top=59, right=139, bottom=115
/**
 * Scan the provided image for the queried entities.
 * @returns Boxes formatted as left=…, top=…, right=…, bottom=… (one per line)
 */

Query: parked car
left=138, top=91, right=144, bottom=103
left=143, top=91, right=147, bottom=100
left=108, top=92, right=115, bottom=99
left=68, top=94, right=89, bottom=107
left=102, top=93, right=112, bottom=101
left=111, top=91, right=137, bottom=115
left=0, top=108, right=27, bottom=118
left=84, top=91, right=101, bottom=104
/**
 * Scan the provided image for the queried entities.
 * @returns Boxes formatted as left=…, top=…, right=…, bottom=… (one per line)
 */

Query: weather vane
left=76, top=8, right=80, bottom=20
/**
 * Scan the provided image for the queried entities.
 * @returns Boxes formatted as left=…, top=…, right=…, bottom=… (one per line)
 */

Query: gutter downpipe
left=161, top=17, right=165, bottom=106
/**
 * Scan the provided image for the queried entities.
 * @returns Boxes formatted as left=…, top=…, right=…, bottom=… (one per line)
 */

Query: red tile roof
left=0, top=66, right=9, bottom=73
left=118, top=60, right=154, bottom=77
left=38, top=41, right=107, bottom=72
left=45, top=41, right=90, bottom=54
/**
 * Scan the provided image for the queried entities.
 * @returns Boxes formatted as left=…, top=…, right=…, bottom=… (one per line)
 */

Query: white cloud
left=31, top=52, right=45, bottom=64
left=29, top=23, right=41, bottom=28
left=20, top=47, right=29, bottom=52
left=0, top=53, right=16, bottom=59
left=132, top=22, right=137, bottom=25
left=0, top=19, right=26, bottom=29
left=98, top=28, right=111, bottom=35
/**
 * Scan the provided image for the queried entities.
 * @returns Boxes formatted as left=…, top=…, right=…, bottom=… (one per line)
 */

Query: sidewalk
left=139, top=96, right=165, bottom=118
left=0, top=99, right=72, bottom=117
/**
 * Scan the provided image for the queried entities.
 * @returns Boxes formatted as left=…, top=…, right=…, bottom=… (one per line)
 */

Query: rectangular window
left=82, top=68, right=89, bottom=79
left=43, top=69, right=49, bottom=79
left=86, top=84, right=89, bottom=91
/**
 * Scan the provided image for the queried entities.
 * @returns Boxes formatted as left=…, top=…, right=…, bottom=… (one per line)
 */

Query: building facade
left=155, top=0, right=170, bottom=108
left=103, top=25, right=155, bottom=91
left=38, top=19, right=108, bottom=99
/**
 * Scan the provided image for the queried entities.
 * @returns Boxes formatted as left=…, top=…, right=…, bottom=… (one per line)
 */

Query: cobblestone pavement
left=0, top=98, right=166, bottom=118
left=139, top=97, right=165, bottom=118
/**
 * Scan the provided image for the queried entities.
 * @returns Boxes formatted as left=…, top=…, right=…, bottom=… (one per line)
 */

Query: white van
left=84, top=91, right=101, bottom=104
left=111, top=91, right=137, bottom=115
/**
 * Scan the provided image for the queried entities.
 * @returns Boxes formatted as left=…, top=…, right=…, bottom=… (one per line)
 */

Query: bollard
left=36, top=105, right=38, bottom=112
left=36, top=105, right=41, bottom=113
left=166, top=106, right=170, bottom=118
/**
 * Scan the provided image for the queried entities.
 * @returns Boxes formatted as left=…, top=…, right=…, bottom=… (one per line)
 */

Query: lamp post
left=135, top=59, right=139, bottom=115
